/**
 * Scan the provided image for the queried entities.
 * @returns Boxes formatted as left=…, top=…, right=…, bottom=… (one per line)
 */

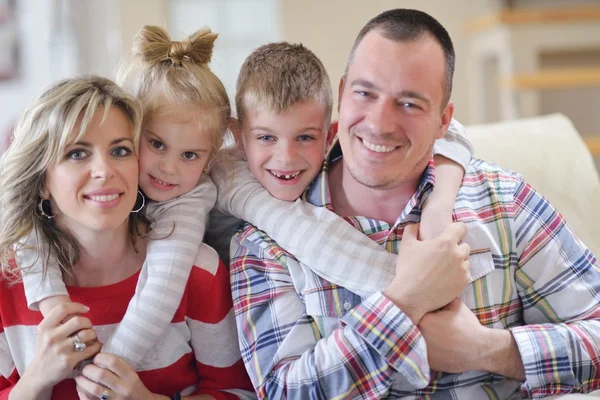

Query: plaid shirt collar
left=303, top=139, right=437, bottom=227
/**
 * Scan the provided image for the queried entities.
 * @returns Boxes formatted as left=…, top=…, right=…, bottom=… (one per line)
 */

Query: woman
left=0, top=76, right=254, bottom=400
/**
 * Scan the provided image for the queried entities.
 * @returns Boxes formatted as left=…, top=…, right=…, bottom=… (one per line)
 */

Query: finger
left=80, top=362, right=121, bottom=393
left=92, top=352, right=132, bottom=378
left=75, top=375, right=110, bottom=400
left=401, top=223, right=419, bottom=242
left=457, top=242, right=471, bottom=260
left=77, top=390, right=93, bottom=400
left=39, top=302, right=90, bottom=329
left=75, top=328, right=98, bottom=345
left=67, top=339, right=102, bottom=363
left=440, top=222, right=467, bottom=243
left=55, top=315, right=94, bottom=338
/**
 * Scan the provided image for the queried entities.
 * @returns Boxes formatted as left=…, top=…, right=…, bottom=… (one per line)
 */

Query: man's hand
left=383, top=223, right=471, bottom=324
left=418, top=298, right=486, bottom=373
left=419, top=298, right=526, bottom=380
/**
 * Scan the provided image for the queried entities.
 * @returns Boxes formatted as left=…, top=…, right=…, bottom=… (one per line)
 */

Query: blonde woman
left=0, top=76, right=252, bottom=399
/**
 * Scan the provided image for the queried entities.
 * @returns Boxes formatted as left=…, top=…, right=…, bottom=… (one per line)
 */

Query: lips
left=360, top=138, right=397, bottom=153
left=83, top=189, right=123, bottom=208
left=268, top=170, right=303, bottom=181
left=149, top=174, right=177, bottom=190
left=85, top=193, right=120, bottom=202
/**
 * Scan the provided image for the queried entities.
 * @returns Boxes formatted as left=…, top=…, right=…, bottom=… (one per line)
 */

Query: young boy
left=209, top=42, right=473, bottom=295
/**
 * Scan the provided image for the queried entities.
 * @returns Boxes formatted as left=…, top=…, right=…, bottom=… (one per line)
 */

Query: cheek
left=245, top=143, right=269, bottom=170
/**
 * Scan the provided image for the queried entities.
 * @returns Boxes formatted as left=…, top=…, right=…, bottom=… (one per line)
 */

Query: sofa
left=467, top=113, right=600, bottom=257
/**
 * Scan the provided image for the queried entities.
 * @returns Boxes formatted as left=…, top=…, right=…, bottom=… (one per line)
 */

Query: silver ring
left=70, top=333, right=86, bottom=352
left=101, top=388, right=110, bottom=400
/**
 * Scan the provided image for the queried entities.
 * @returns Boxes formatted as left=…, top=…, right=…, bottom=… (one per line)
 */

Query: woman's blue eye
left=112, top=147, right=132, bottom=157
left=67, top=149, right=88, bottom=160
left=258, top=135, right=275, bottom=141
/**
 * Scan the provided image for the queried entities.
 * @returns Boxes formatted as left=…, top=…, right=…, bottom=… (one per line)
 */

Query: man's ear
left=326, top=121, right=338, bottom=148
left=438, top=101, right=455, bottom=139
left=229, top=117, right=243, bottom=149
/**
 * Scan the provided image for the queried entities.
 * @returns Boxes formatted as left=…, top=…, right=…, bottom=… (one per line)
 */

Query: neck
left=329, top=159, right=420, bottom=226
left=62, top=222, right=146, bottom=287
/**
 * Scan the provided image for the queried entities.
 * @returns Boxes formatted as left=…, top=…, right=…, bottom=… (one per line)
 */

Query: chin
left=269, top=188, right=303, bottom=202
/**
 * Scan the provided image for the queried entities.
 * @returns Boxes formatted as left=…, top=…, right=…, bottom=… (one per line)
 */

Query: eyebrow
left=73, top=138, right=133, bottom=147
left=250, top=126, right=322, bottom=134
left=351, top=79, right=432, bottom=107
left=146, top=129, right=208, bottom=153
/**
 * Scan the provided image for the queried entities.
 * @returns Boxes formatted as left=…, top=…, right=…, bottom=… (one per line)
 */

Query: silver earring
left=38, top=198, right=56, bottom=219
left=131, top=190, right=146, bottom=213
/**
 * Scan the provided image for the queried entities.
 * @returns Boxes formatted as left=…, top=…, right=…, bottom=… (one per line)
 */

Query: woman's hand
left=19, top=302, right=101, bottom=393
left=75, top=353, right=167, bottom=400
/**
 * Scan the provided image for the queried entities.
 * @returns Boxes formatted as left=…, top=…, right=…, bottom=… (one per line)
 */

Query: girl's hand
left=21, top=302, right=101, bottom=390
left=75, top=353, right=165, bottom=400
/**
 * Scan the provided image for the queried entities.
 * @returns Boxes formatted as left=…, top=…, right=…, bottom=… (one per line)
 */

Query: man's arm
left=510, top=178, right=600, bottom=397
left=230, top=226, right=431, bottom=400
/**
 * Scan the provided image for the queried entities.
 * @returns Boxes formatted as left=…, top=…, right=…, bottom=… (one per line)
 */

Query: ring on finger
left=70, top=333, right=86, bottom=352
left=100, top=387, right=110, bottom=400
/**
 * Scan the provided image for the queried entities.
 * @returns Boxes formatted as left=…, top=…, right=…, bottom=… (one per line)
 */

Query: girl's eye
left=182, top=152, right=198, bottom=160
left=258, top=135, right=275, bottom=141
left=149, top=140, right=165, bottom=150
left=112, top=147, right=133, bottom=157
left=66, top=149, right=88, bottom=160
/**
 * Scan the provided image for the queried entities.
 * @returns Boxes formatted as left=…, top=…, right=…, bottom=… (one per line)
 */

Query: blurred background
left=1, top=0, right=599, bottom=171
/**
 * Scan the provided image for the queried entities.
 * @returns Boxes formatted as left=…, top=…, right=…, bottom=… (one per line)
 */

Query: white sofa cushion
left=467, top=113, right=600, bottom=256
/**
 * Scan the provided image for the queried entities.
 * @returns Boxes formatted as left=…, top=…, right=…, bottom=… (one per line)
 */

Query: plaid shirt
left=230, top=143, right=600, bottom=399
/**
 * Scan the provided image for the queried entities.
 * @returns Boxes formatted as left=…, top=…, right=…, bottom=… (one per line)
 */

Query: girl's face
left=44, top=106, right=139, bottom=235
left=138, top=114, right=213, bottom=202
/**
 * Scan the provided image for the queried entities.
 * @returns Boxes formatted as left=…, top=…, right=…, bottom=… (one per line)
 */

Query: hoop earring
left=131, top=190, right=146, bottom=213
left=38, top=198, right=56, bottom=219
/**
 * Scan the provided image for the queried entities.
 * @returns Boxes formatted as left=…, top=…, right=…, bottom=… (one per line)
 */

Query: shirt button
left=343, top=301, right=352, bottom=311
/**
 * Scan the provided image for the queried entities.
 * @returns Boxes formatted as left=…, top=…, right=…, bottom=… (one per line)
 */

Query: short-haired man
left=230, top=9, right=600, bottom=399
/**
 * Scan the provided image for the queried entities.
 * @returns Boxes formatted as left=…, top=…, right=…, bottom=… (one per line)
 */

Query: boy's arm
left=17, top=231, right=70, bottom=315
left=100, top=174, right=216, bottom=367
left=421, top=119, right=473, bottom=240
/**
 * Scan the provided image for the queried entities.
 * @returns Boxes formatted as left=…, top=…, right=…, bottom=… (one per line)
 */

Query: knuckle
left=96, top=369, right=110, bottom=382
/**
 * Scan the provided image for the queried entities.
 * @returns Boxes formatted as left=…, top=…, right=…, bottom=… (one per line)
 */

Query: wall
left=0, top=0, right=166, bottom=134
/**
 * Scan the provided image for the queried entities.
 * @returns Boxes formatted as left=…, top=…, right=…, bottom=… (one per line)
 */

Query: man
left=230, top=9, right=600, bottom=399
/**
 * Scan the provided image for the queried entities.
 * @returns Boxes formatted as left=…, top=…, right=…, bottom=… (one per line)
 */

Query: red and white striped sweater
left=0, top=243, right=255, bottom=400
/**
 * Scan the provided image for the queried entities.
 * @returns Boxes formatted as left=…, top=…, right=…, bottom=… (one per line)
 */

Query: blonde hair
left=236, top=42, right=333, bottom=126
left=0, top=75, right=143, bottom=280
left=117, top=25, right=231, bottom=158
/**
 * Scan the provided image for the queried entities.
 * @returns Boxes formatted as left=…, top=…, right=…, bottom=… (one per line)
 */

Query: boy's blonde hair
left=117, top=26, right=231, bottom=158
left=236, top=42, right=332, bottom=126
left=0, top=75, right=144, bottom=280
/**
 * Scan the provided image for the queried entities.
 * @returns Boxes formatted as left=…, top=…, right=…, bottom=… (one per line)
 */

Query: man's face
left=336, top=30, right=454, bottom=190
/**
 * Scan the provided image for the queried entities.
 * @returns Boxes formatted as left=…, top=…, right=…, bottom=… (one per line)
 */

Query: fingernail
left=83, top=306, right=90, bottom=312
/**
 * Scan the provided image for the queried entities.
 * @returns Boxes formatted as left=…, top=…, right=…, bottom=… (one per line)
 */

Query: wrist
left=11, top=370, right=53, bottom=399
left=477, top=328, right=525, bottom=380
left=382, top=286, right=424, bottom=325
